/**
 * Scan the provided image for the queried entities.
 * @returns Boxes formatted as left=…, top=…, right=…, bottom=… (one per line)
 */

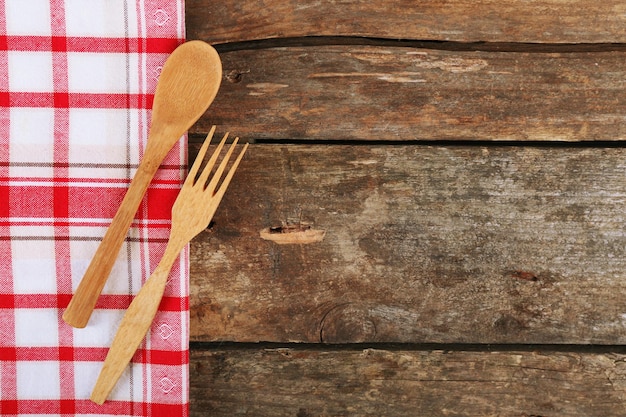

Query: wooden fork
left=91, top=126, right=248, bottom=405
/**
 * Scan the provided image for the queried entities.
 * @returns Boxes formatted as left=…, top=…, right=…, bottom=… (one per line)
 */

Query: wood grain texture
left=192, top=46, right=626, bottom=141
left=185, top=4, right=626, bottom=413
left=190, top=144, right=626, bottom=344
left=190, top=348, right=626, bottom=417
left=186, top=0, right=626, bottom=44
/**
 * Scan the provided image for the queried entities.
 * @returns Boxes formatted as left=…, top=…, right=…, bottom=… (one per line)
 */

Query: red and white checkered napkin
left=0, top=1, right=189, bottom=416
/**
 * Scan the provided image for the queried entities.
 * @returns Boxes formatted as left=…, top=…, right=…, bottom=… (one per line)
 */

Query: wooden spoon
left=63, top=40, right=222, bottom=328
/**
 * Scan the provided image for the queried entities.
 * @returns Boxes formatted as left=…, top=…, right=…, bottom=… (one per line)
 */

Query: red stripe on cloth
left=0, top=293, right=15, bottom=308
left=60, top=399, right=75, bottom=415
left=135, top=11, right=152, bottom=387
left=0, top=220, right=171, bottom=230
left=0, top=294, right=69, bottom=309
left=95, top=295, right=186, bottom=311
left=75, top=399, right=187, bottom=417
left=0, top=185, right=8, bottom=217
left=0, top=294, right=185, bottom=311
left=1, top=92, right=154, bottom=109
left=159, top=295, right=189, bottom=311
left=0, top=36, right=181, bottom=53
left=48, top=2, right=77, bottom=407
left=7, top=185, right=179, bottom=220
left=0, top=346, right=104, bottom=362
left=150, top=402, right=188, bottom=416
left=0, top=347, right=189, bottom=368
left=95, top=295, right=187, bottom=312
left=7, top=184, right=178, bottom=219
left=0, top=346, right=17, bottom=361
left=0, top=0, right=18, bottom=409
left=147, top=187, right=179, bottom=221
left=0, top=400, right=185, bottom=416
left=1, top=294, right=187, bottom=312
left=58, top=346, right=74, bottom=361
left=53, top=185, right=69, bottom=218
left=0, top=174, right=182, bottom=184
left=0, top=400, right=18, bottom=415
left=8, top=185, right=55, bottom=218
left=51, top=35, right=67, bottom=52
left=53, top=92, right=69, bottom=108
left=143, top=349, right=188, bottom=366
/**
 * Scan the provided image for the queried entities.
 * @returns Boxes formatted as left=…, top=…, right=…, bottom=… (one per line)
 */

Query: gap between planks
left=211, top=36, right=626, bottom=54
left=188, top=133, right=626, bottom=148
left=190, top=341, right=626, bottom=354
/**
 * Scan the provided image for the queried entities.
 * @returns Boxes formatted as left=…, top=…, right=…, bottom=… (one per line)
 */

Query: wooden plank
left=190, top=348, right=626, bottom=417
left=189, top=144, right=626, bottom=344
left=192, top=46, right=626, bottom=142
left=186, top=0, right=626, bottom=44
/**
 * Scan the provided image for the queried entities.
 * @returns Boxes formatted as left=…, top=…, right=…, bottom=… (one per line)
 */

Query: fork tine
left=196, top=131, right=229, bottom=187
left=186, top=126, right=216, bottom=187
left=213, top=141, right=249, bottom=201
left=204, top=137, right=240, bottom=193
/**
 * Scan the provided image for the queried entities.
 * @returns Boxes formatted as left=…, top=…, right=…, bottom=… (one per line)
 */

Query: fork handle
left=63, top=161, right=159, bottom=328
left=90, top=237, right=184, bottom=405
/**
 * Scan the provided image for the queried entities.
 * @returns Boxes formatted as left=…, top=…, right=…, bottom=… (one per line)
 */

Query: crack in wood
left=260, top=224, right=326, bottom=244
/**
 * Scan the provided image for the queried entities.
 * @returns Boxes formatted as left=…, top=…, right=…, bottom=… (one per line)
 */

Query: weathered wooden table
left=186, top=2, right=626, bottom=415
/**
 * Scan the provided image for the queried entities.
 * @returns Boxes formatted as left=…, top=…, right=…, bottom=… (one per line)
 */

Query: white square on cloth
left=17, top=361, right=61, bottom=399
left=8, top=51, right=54, bottom=92
left=68, top=236, right=144, bottom=295
left=9, top=107, right=55, bottom=178
left=72, top=309, right=124, bottom=347
left=74, top=360, right=145, bottom=403
left=14, top=309, right=60, bottom=347
left=12, top=239, right=57, bottom=294
left=68, top=108, right=131, bottom=148
left=5, top=0, right=51, bottom=36
left=67, top=52, right=141, bottom=94
left=9, top=108, right=55, bottom=146
left=65, top=0, right=138, bottom=37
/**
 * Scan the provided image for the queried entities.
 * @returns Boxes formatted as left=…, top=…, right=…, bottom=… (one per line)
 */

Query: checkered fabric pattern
left=0, top=1, right=189, bottom=416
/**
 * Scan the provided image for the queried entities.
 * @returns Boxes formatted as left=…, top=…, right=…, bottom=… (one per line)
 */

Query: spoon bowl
left=146, top=40, right=222, bottom=161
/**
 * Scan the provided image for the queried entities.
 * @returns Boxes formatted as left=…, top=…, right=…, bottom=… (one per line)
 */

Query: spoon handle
left=63, top=160, right=159, bottom=328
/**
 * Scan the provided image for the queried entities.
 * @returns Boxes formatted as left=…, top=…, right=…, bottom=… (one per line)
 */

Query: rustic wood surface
left=189, top=144, right=626, bottom=345
left=186, top=1, right=626, bottom=415
left=191, top=46, right=626, bottom=142
left=190, top=348, right=626, bottom=417
left=187, top=0, right=626, bottom=44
